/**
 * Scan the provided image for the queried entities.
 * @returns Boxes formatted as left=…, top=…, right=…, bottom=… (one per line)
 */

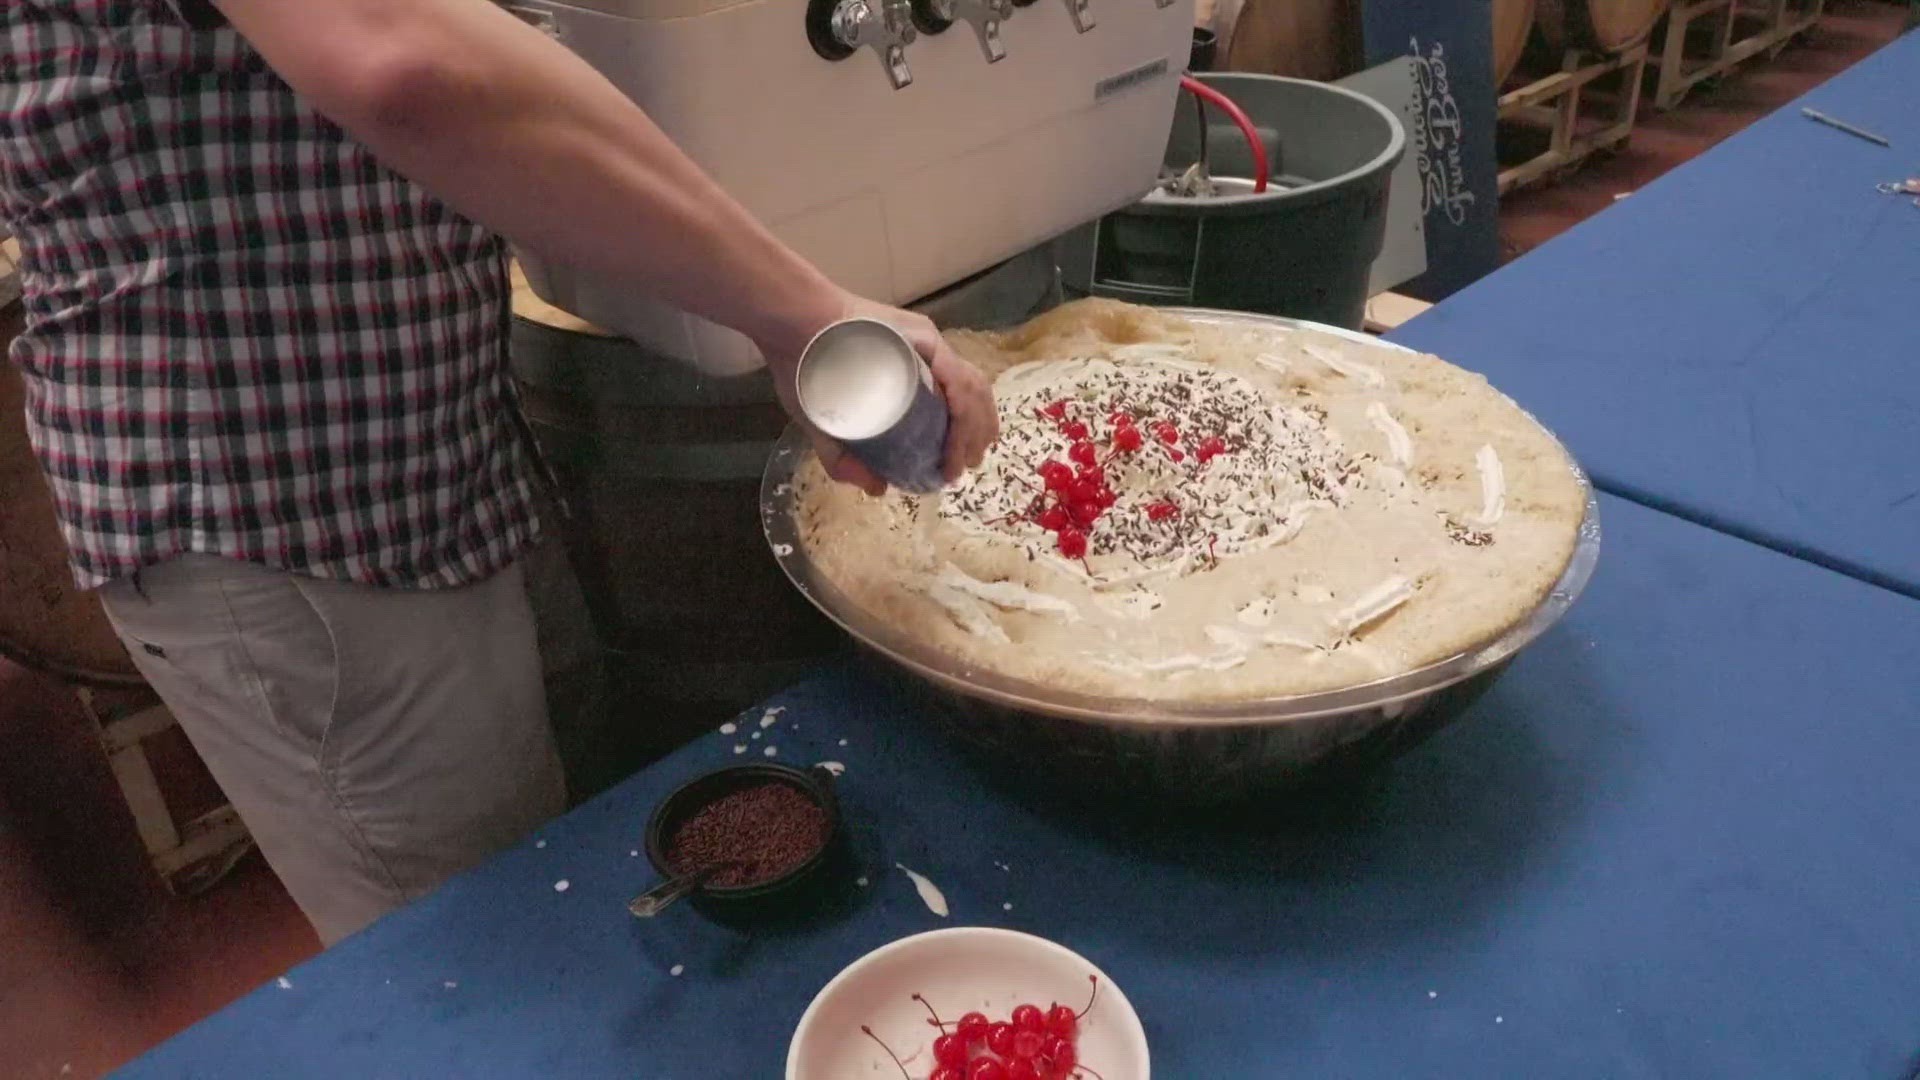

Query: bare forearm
left=213, top=0, right=844, bottom=359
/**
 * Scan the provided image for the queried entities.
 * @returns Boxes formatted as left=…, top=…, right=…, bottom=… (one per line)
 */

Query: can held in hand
left=794, top=319, right=950, bottom=494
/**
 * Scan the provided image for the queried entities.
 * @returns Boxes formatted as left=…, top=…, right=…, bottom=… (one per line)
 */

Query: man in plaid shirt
left=1, top=0, right=996, bottom=944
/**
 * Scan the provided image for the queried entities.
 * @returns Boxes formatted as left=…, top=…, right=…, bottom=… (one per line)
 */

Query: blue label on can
left=848, top=363, right=950, bottom=494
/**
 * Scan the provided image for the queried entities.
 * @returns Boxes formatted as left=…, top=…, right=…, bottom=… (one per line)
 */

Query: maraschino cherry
left=933, top=1033, right=969, bottom=1069
left=967, top=1061, right=1009, bottom=1080
left=866, top=977, right=1103, bottom=1080
left=957, top=1011, right=991, bottom=1043
left=1039, top=460, right=1072, bottom=492
left=985, top=1022, right=1017, bottom=1058
left=1045, top=1004, right=1078, bottom=1039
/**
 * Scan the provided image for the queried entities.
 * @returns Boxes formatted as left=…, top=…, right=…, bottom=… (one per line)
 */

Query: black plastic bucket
left=1067, top=73, right=1406, bottom=330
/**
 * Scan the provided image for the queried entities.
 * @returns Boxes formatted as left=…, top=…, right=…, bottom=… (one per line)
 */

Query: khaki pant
left=99, top=555, right=566, bottom=945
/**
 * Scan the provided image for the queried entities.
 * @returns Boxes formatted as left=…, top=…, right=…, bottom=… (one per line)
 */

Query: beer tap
left=914, top=0, right=1013, bottom=63
left=829, top=0, right=918, bottom=89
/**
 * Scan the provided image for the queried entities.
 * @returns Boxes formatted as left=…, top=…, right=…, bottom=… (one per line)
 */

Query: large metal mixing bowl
left=761, top=310, right=1601, bottom=805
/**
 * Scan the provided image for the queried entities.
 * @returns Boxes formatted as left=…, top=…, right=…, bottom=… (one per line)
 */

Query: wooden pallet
left=1, top=231, right=19, bottom=310
left=1497, top=42, right=1650, bottom=196
left=1650, top=0, right=1826, bottom=110
left=79, top=685, right=256, bottom=897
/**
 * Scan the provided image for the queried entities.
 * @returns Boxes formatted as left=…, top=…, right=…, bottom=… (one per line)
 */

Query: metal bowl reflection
left=761, top=310, right=1601, bottom=806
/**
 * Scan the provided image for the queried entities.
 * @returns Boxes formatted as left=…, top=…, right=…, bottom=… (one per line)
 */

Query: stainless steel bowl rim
left=761, top=308, right=1601, bottom=727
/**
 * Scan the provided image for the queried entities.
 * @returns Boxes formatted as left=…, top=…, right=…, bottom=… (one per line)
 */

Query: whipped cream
left=917, top=579, right=1012, bottom=643
left=1332, top=575, right=1417, bottom=637
left=938, top=564, right=1078, bottom=621
left=1476, top=445, right=1506, bottom=526
left=1204, top=625, right=1248, bottom=650
left=1366, top=402, right=1414, bottom=466
left=1304, top=343, right=1385, bottom=388
left=939, top=357, right=1360, bottom=587
left=896, top=863, right=950, bottom=918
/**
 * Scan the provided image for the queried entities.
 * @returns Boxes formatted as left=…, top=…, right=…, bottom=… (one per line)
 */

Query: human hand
left=765, top=292, right=999, bottom=496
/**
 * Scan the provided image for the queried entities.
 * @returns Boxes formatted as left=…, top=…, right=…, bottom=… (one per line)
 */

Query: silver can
left=794, top=318, right=950, bottom=494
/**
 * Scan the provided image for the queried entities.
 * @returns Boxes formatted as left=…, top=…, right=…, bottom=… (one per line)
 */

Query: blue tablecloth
left=1391, top=32, right=1920, bottom=599
left=120, top=495, right=1920, bottom=1078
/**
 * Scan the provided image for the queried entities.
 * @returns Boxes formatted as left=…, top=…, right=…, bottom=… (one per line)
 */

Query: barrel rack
left=81, top=685, right=256, bottom=896
left=1650, top=0, right=1827, bottom=109
left=1497, top=41, right=1651, bottom=195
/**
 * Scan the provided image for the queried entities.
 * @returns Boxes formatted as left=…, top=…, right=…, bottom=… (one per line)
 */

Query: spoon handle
left=628, top=864, right=727, bottom=919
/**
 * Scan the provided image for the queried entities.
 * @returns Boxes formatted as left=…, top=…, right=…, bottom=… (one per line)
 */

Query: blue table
left=1391, top=31, right=1920, bottom=599
left=120, top=495, right=1920, bottom=1078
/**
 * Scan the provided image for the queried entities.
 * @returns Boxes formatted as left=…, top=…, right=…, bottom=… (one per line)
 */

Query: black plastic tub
left=1067, top=73, right=1406, bottom=330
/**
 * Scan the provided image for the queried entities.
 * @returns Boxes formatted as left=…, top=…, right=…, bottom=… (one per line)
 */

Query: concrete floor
left=0, top=6, right=1908, bottom=1074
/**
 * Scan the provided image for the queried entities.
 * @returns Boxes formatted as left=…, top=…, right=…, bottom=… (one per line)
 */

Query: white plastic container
left=505, top=0, right=1194, bottom=374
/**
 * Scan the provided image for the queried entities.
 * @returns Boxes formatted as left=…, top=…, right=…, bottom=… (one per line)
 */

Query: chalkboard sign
left=1359, top=0, right=1501, bottom=299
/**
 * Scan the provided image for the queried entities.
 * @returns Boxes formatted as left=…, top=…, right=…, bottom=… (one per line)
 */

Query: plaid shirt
left=1, top=0, right=543, bottom=590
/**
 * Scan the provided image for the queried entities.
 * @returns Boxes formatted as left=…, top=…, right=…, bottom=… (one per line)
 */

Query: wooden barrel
left=0, top=350, right=143, bottom=688
left=508, top=266, right=846, bottom=715
left=1493, top=0, right=1539, bottom=85
left=1536, top=0, right=1672, bottom=53
left=1208, top=0, right=1362, bottom=83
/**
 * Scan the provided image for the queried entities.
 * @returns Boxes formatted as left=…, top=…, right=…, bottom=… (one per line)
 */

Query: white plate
left=787, top=928, right=1150, bottom=1079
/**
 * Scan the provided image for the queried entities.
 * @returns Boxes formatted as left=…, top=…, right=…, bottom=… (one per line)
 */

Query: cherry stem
left=1075, top=1065, right=1109, bottom=1080
left=861, top=1026, right=912, bottom=1080
left=1077, top=975, right=1100, bottom=1019
left=912, top=993, right=950, bottom=1031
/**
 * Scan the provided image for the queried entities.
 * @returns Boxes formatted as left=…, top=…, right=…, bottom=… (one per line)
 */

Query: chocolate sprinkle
left=663, top=781, right=827, bottom=889
left=937, top=356, right=1361, bottom=579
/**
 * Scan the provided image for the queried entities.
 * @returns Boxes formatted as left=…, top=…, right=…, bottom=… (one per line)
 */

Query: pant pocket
left=206, top=569, right=342, bottom=757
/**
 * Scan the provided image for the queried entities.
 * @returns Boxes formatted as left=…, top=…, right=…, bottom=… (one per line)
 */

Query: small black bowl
left=643, top=763, right=846, bottom=924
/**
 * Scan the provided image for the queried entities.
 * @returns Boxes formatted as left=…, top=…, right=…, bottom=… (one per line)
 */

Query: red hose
left=1179, top=75, right=1270, bottom=194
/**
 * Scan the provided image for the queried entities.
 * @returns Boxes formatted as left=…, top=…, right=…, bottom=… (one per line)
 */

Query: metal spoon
left=627, top=862, right=735, bottom=919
